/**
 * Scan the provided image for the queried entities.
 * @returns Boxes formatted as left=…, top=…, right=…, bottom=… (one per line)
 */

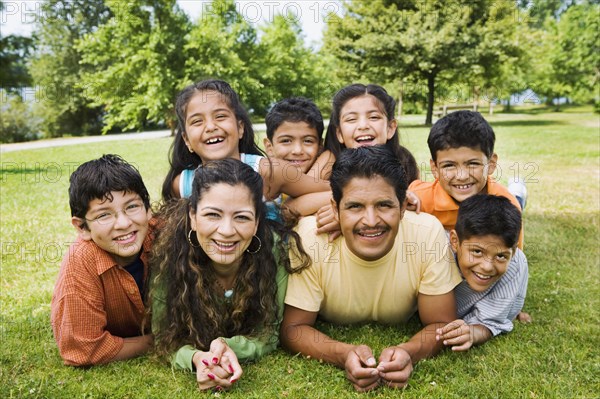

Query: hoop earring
left=187, top=230, right=200, bottom=248
left=246, top=235, right=262, bottom=254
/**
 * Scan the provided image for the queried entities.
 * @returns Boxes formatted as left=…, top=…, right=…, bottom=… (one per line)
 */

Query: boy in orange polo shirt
left=409, top=110, right=525, bottom=249
left=409, top=111, right=530, bottom=322
left=51, top=154, right=154, bottom=366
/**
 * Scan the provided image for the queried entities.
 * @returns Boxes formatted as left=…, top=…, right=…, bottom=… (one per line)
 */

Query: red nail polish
left=212, top=357, right=219, bottom=364
left=228, top=365, right=234, bottom=373
left=201, top=359, right=209, bottom=367
left=207, top=373, right=215, bottom=380
left=214, top=386, right=223, bottom=392
left=230, top=378, right=237, bottom=384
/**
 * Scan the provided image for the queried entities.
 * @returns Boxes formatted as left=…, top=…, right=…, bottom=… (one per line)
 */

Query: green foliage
left=29, top=0, right=111, bottom=137
left=1, top=109, right=598, bottom=397
left=0, top=90, right=39, bottom=143
left=77, top=0, right=190, bottom=134
left=0, top=34, right=34, bottom=90
left=324, top=0, right=522, bottom=124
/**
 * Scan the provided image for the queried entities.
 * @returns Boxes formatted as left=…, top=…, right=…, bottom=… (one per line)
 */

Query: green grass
left=1, top=108, right=599, bottom=398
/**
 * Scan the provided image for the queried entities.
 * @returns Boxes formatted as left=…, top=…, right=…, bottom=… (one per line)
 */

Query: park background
left=1, top=0, right=599, bottom=398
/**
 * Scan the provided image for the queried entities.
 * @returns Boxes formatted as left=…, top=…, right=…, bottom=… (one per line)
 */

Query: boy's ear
left=449, top=230, right=459, bottom=253
left=429, top=159, right=440, bottom=180
left=71, top=217, right=92, bottom=241
left=263, top=138, right=274, bottom=157
left=386, top=119, right=398, bottom=140
left=487, top=153, right=498, bottom=175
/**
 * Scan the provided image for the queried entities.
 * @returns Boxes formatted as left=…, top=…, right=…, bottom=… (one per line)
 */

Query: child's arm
left=308, top=150, right=335, bottom=180
left=435, top=320, right=492, bottom=351
left=283, top=191, right=332, bottom=217
left=259, top=158, right=330, bottom=200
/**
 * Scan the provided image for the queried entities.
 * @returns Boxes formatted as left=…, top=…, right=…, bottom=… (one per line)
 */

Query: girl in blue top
left=161, top=79, right=330, bottom=204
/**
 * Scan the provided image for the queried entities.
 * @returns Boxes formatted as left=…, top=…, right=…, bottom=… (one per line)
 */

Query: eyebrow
left=200, top=206, right=255, bottom=215
left=186, top=108, right=232, bottom=121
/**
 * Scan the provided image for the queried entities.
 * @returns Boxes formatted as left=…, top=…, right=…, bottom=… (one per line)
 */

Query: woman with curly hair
left=150, top=158, right=310, bottom=391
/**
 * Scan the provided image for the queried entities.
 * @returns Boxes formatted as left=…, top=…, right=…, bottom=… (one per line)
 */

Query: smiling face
left=183, top=90, right=244, bottom=163
left=333, top=175, right=404, bottom=261
left=264, top=121, right=321, bottom=174
left=431, top=146, right=498, bottom=203
left=73, top=191, right=152, bottom=266
left=335, top=95, right=397, bottom=149
left=450, top=231, right=514, bottom=292
left=189, top=183, right=258, bottom=272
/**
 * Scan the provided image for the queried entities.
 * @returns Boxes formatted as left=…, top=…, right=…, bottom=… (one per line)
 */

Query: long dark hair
left=151, top=159, right=309, bottom=357
left=324, top=83, right=419, bottom=183
left=161, top=79, right=264, bottom=201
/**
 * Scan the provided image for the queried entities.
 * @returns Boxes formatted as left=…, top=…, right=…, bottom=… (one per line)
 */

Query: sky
left=0, top=1, right=341, bottom=47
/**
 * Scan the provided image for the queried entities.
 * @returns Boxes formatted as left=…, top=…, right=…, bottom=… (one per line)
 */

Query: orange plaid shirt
left=409, top=177, right=524, bottom=249
left=51, top=225, right=154, bottom=366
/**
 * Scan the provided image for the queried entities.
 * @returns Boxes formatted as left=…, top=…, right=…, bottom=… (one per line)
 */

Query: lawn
left=1, top=108, right=599, bottom=398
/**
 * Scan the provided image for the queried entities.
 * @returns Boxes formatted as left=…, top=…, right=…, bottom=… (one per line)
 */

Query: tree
left=183, top=0, right=261, bottom=114
left=323, top=0, right=522, bottom=124
left=29, top=0, right=111, bottom=137
left=0, top=34, right=35, bottom=92
left=77, top=0, right=190, bottom=133
left=525, top=2, right=599, bottom=109
left=250, top=13, right=326, bottom=115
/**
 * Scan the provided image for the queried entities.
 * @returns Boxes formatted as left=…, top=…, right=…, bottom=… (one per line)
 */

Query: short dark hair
left=330, top=146, right=407, bottom=207
left=455, top=194, right=521, bottom=248
left=265, top=97, right=324, bottom=141
left=428, top=110, right=495, bottom=162
left=69, top=154, right=150, bottom=225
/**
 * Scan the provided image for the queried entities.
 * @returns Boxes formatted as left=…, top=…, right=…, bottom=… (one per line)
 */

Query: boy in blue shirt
left=436, top=194, right=528, bottom=351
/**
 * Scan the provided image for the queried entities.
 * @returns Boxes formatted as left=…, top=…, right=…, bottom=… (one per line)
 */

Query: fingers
left=435, top=319, right=465, bottom=339
left=221, top=350, right=243, bottom=383
left=209, top=337, right=228, bottom=361
left=405, top=191, right=421, bottom=213
left=516, top=311, right=532, bottom=324
left=345, top=346, right=379, bottom=392
left=376, top=347, right=412, bottom=388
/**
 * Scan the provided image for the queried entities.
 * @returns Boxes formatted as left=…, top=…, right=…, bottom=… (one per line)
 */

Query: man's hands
left=344, top=345, right=413, bottom=392
left=191, top=338, right=242, bottom=391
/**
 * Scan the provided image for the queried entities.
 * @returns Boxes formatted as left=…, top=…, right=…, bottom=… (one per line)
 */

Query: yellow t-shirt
left=286, top=212, right=462, bottom=325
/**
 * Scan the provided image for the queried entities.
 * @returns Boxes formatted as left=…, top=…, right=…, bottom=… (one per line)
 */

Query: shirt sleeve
left=179, top=169, right=194, bottom=198
left=52, top=279, right=124, bottom=366
left=284, top=217, right=325, bottom=312
left=417, top=216, right=463, bottom=295
left=462, top=250, right=529, bottom=336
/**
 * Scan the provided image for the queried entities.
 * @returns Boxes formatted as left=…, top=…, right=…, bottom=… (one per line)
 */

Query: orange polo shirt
left=409, top=177, right=524, bottom=249
left=51, top=223, right=154, bottom=366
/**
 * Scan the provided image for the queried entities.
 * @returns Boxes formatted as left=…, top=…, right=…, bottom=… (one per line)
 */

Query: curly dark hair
left=150, top=159, right=310, bottom=358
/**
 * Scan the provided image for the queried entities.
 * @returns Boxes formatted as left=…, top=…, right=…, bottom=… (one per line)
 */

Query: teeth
left=360, top=231, right=383, bottom=237
left=215, top=241, right=235, bottom=247
left=474, top=272, right=493, bottom=280
left=206, top=137, right=223, bottom=144
left=356, top=136, right=374, bottom=142
left=455, top=184, right=473, bottom=189
left=115, top=232, right=134, bottom=241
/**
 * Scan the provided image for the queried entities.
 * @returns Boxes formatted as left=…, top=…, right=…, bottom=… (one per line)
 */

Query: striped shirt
left=455, top=249, right=529, bottom=336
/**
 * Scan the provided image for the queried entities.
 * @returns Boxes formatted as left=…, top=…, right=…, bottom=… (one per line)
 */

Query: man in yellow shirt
left=281, top=146, right=461, bottom=392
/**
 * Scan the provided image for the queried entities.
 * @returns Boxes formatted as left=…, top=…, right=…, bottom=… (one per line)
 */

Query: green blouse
left=151, top=250, right=288, bottom=372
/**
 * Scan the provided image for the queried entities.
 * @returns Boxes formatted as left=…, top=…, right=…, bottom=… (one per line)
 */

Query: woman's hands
left=192, top=338, right=243, bottom=391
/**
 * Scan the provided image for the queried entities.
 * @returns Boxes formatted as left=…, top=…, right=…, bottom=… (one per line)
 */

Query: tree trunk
left=425, top=74, right=435, bottom=125
left=397, top=82, right=404, bottom=120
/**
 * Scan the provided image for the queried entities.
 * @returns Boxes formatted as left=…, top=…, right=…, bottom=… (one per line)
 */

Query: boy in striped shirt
left=435, top=194, right=528, bottom=351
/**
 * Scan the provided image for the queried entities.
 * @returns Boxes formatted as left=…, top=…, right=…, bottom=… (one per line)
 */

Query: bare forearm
left=397, top=323, right=446, bottom=364
left=109, top=334, right=154, bottom=363
left=283, top=191, right=332, bottom=217
left=281, top=324, right=353, bottom=368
